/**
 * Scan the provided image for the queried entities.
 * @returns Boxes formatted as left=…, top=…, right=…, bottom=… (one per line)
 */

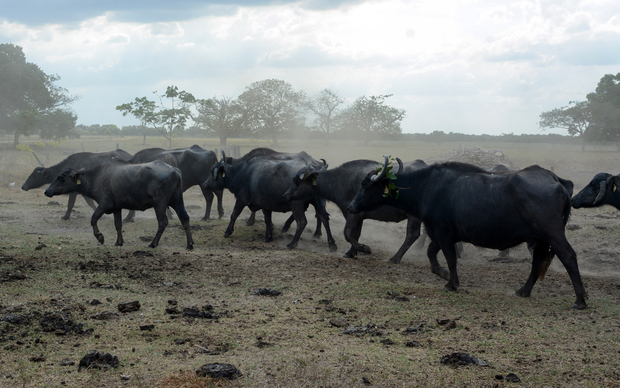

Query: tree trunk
left=272, top=135, right=279, bottom=147
left=142, top=131, right=146, bottom=145
left=219, top=135, right=227, bottom=146
left=581, top=138, right=586, bottom=152
left=13, top=131, right=20, bottom=147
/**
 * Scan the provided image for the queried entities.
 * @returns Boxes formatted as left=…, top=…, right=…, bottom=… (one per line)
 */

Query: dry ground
left=0, top=138, right=620, bottom=388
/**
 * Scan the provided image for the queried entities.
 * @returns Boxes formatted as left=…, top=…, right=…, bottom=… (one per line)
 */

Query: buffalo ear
left=218, top=165, right=226, bottom=178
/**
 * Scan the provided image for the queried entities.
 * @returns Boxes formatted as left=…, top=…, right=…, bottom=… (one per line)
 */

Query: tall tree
left=586, top=73, right=620, bottom=145
left=337, top=94, right=405, bottom=144
left=236, top=79, right=305, bottom=146
left=117, top=86, right=195, bottom=149
left=116, top=97, right=157, bottom=145
left=539, top=101, right=593, bottom=151
left=0, top=43, right=78, bottom=146
left=306, top=89, right=344, bottom=145
left=154, top=86, right=196, bottom=149
left=195, top=96, right=239, bottom=146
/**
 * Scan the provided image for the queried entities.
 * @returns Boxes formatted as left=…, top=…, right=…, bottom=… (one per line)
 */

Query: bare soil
left=1, top=140, right=620, bottom=388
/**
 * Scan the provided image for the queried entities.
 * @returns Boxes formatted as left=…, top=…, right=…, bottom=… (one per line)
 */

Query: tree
left=306, top=89, right=344, bottom=145
left=539, top=101, right=593, bottom=151
left=155, top=86, right=196, bottom=149
left=236, top=79, right=305, bottom=146
left=586, top=73, right=620, bottom=146
left=116, top=97, right=157, bottom=145
left=337, top=94, right=405, bottom=144
left=0, top=43, right=78, bottom=146
left=195, top=96, right=239, bottom=146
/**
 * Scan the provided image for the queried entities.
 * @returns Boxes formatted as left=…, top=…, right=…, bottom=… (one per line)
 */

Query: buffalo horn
left=393, top=157, right=404, bottom=175
left=593, top=180, right=607, bottom=205
left=32, top=152, right=45, bottom=167
left=221, top=149, right=227, bottom=163
left=371, top=155, right=390, bottom=182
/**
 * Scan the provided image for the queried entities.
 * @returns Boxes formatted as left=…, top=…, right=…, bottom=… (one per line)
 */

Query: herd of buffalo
left=20, top=144, right=620, bottom=310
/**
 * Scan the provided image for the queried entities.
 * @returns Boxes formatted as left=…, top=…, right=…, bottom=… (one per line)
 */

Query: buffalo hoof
left=224, top=230, right=233, bottom=238
left=264, top=236, right=273, bottom=243
left=343, top=249, right=356, bottom=258
left=515, top=288, right=531, bottom=298
left=61, top=215, right=70, bottom=221
left=186, top=244, right=194, bottom=250
left=431, top=266, right=450, bottom=281
left=360, top=245, right=372, bottom=254
left=313, top=232, right=322, bottom=238
left=388, top=256, right=402, bottom=264
left=328, top=243, right=338, bottom=252
left=95, top=233, right=104, bottom=244
left=286, top=241, right=298, bottom=249
left=572, top=301, right=587, bottom=310
left=218, top=210, right=225, bottom=219
left=245, top=219, right=255, bottom=226
left=148, top=243, right=157, bottom=248
left=280, top=226, right=290, bottom=233
left=114, top=241, right=124, bottom=247
left=443, top=283, right=458, bottom=292
left=201, top=216, right=210, bottom=221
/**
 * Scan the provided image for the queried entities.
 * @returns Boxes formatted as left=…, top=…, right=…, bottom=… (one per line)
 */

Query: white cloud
left=1, top=0, right=619, bottom=133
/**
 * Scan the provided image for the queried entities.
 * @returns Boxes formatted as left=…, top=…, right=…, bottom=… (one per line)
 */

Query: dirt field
left=1, top=137, right=620, bottom=387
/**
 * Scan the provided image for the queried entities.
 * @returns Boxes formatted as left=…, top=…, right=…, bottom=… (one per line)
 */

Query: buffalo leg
left=344, top=215, right=371, bottom=257
left=263, top=210, right=274, bottom=242
left=287, top=202, right=308, bottom=249
left=515, top=241, right=550, bottom=298
left=281, top=215, right=295, bottom=233
left=62, top=193, right=78, bottom=220
left=90, top=207, right=106, bottom=245
left=149, top=203, right=169, bottom=248
left=201, top=187, right=214, bottom=221
left=123, top=210, right=136, bottom=223
left=312, top=200, right=337, bottom=251
left=427, top=241, right=450, bottom=280
left=225, top=201, right=246, bottom=237
left=389, top=217, right=422, bottom=264
left=215, top=189, right=225, bottom=219
left=170, top=193, right=194, bottom=250
left=83, top=195, right=97, bottom=211
left=113, top=210, right=124, bottom=246
left=550, top=237, right=587, bottom=309
left=246, top=211, right=257, bottom=226
left=437, top=237, right=460, bottom=291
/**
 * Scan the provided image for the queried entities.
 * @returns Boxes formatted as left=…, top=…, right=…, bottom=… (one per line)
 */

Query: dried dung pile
left=427, top=146, right=516, bottom=169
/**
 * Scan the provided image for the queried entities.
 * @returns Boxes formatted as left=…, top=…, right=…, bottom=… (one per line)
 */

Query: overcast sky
left=2, top=0, right=620, bottom=135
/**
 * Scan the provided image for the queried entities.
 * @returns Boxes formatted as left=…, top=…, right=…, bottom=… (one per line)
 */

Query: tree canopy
left=540, top=73, right=620, bottom=150
left=236, top=79, right=306, bottom=146
left=0, top=43, right=78, bottom=146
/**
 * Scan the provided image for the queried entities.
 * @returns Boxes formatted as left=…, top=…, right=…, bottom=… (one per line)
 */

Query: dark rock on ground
left=78, top=351, right=119, bottom=370
left=117, top=300, right=140, bottom=313
left=252, top=287, right=281, bottom=296
left=196, top=363, right=242, bottom=379
left=139, top=325, right=154, bottom=331
left=440, top=352, right=488, bottom=367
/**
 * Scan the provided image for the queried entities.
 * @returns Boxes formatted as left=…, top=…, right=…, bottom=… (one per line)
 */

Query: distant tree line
left=540, top=73, right=620, bottom=151
left=116, top=79, right=406, bottom=147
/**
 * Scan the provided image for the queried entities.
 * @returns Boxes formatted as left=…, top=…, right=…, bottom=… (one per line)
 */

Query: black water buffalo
left=203, top=152, right=337, bottom=250
left=283, top=159, right=428, bottom=263
left=348, top=156, right=586, bottom=309
left=44, top=159, right=194, bottom=250
left=21, top=149, right=132, bottom=220
left=222, top=147, right=324, bottom=236
left=122, top=145, right=221, bottom=222
left=571, top=172, right=620, bottom=210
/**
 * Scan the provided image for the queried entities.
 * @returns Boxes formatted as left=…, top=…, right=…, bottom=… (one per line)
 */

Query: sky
left=2, top=0, right=620, bottom=135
